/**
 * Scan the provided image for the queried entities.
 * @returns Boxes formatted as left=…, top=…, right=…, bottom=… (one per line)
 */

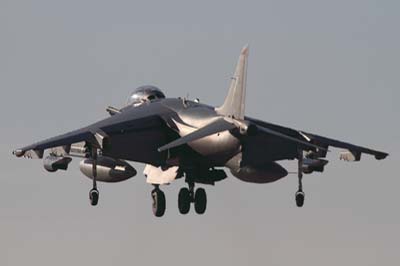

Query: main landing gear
left=89, top=147, right=99, bottom=206
left=178, top=182, right=207, bottom=215
left=296, top=149, right=305, bottom=207
left=150, top=182, right=208, bottom=217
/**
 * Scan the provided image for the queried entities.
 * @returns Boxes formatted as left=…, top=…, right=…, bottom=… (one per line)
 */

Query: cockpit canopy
left=126, top=86, right=166, bottom=106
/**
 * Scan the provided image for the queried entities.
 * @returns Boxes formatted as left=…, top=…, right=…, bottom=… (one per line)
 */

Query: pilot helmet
left=126, top=85, right=166, bottom=106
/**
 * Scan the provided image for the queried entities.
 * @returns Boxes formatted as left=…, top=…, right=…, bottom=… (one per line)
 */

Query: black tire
left=152, top=189, right=166, bottom=217
left=194, top=188, right=207, bottom=214
left=295, top=191, right=305, bottom=207
left=178, top=187, right=191, bottom=214
left=89, top=189, right=99, bottom=206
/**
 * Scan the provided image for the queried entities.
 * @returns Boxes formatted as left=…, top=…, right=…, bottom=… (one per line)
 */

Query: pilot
left=126, top=85, right=166, bottom=106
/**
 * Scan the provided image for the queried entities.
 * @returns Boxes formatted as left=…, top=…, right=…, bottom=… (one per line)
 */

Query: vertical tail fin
left=216, top=45, right=249, bottom=120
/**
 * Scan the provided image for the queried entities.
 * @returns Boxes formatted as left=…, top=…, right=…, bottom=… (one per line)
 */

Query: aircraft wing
left=246, top=117, right=388, bottom=161
left=13, top=127, right=94, bottom=159
left=13, top=102, right=175, bottom=159
left=301, top=132, right=388, bottom=160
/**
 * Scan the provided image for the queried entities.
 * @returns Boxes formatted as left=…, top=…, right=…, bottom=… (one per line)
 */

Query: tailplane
left=216, top=45, right=249, bottom=120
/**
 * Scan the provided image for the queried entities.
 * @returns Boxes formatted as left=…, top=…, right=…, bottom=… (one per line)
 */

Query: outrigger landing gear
left=89, top=147, right=99, bottom=206
left=296, top=149, right=305, bottom=207
left=178, top=181, right=207, bottom=215
left=89, top=188, right=99, bottom=206
left=151, top=185, right=166, bottom=217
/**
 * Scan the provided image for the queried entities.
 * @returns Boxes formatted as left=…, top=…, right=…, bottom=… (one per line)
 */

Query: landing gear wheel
left=178, top=187, right=191, bottom=214
left=295, top=190, right=305, bottom=207
left=89, top=146, right=99, bottom=207
left=194, top=188, right=207, bottom=214
left=89, top=188, right=99, bottom=206
left=295, top=149, right=306, bottom=208
left=152, top=189, right=166, bottom=217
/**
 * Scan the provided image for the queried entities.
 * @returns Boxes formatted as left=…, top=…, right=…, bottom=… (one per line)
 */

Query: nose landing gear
left=151, top=185, right=166, bottom=217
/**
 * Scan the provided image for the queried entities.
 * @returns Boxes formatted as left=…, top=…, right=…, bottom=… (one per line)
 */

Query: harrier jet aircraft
left=13, top=46, right=388, bottom=217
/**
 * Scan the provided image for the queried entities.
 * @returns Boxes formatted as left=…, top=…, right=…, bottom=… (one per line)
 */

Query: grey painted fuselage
left=13, top=46, right=388, bottom=188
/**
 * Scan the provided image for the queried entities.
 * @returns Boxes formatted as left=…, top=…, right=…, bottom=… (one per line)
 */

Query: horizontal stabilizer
left=158, top=118, right=236, bottom=152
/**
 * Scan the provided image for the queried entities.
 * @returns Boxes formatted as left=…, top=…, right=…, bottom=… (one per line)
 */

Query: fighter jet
left=13, top=46, right=388, bottom=217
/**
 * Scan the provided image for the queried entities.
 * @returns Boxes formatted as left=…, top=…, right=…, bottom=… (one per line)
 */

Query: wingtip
left=375, top=152, right=388, bottom=160
left=12, top=149, right=24, bottom=157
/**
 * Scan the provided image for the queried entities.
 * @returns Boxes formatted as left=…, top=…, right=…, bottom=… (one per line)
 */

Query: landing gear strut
left=178, top=181, right=207, bottom=215
left=89, top=147, right=99, bottom=206
left=296, top=149, right=305, bottom=207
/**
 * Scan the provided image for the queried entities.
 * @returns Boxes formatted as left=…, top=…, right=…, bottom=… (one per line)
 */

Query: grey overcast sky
left=1, top=0, right=399, bottom=265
